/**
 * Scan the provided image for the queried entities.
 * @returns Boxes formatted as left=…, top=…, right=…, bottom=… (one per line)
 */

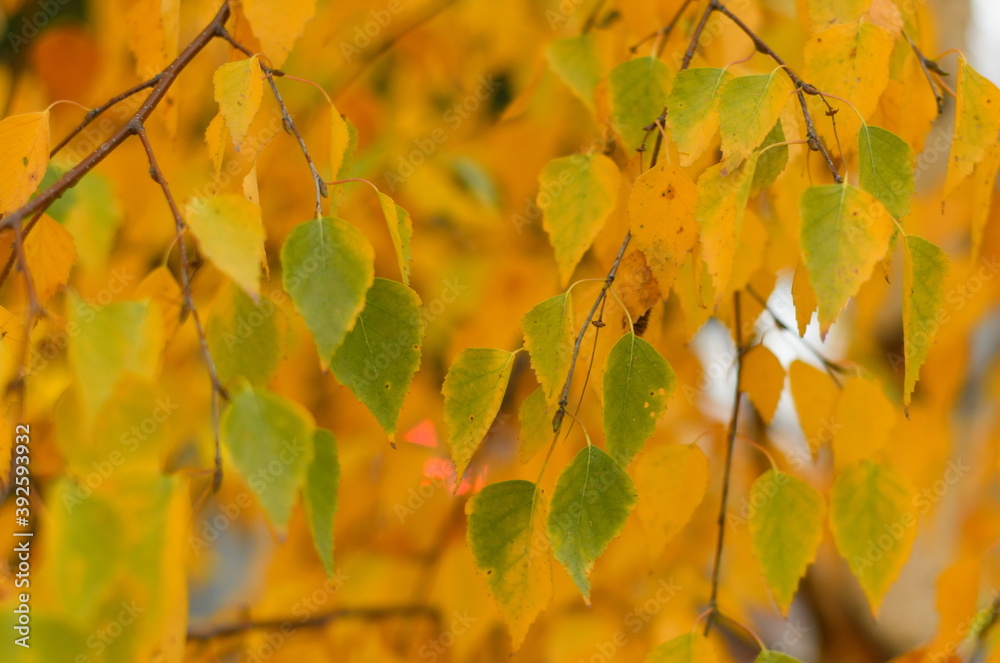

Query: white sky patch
left=970, top=0, right=1000, bottom=84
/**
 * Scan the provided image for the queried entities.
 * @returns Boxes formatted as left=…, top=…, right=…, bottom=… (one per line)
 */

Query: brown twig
left=903, top=30, right=947, bottom=115
left=215, top=28, right=328, bottom=218
left=186, top=604, right=440, bottom=642
left=133, top=122, right=229, bottom=492
left=629, top=0, right=696, bottom=54
left=705, top=291, right=744, bottom=635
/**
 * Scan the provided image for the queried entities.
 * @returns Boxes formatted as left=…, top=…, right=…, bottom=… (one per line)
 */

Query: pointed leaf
left=241, top=0, right=316, bottom=68
left=902, top=235, right=948, bottom=406
left=185, top=194, right=266, bottom=297
left=331, top=278, right=424, bottom=440
left=635, top=443, right=709, bottom=557
left=789, top=360, right=839, bottom=456
left=645, top=633, right=718, bottom=663
left=603, top=333, right=675, bottom=465
left=330, top=103, right=350, bottom=180
left=302, top=428, right=339, bottom=576
left=666, top=67, right=733, bottom=166
left=519, top=387, right=551, bottom=463
left=800, top=184, right=894, bottom=332
left=858, top=124, right=915, bottom=219
left=830, top=460, right=917, bottom=611
left=281, top=217, right=375, bottom=363
left=945, top=56, right=1000, bottom=194
left=546, top=34, right=601, bottom=111
left=207, top=283, right=283, bottom=387
left=748, top=469, right=825, bottom=614
left=467, top=480, right=552, bottom=650
left=221, top=387, right=315, bottom=529
left=213, top=56, right=264, bottom=149
left=522, top=293, right=573, bottom=405
left=375, top=191, right=413, bottom=285
left=696, top=157, right=757, bottom=296
left=609, top=56, right=673, bottom=152
left=739, top=344, right=785, bottom=424
left=23, top=214, right=76, bottom=305
left=751, top=121, right=789, bottom=192
left=547, top=445, right=636, bottom=602
left=0, top=110, right=50, bottom=214
left=537, top=153, right=619, bottom=284
left=628, top=162, right=699, bottom=294
left=718, top=72, right=790, bottom=174
left=443, top=348, right=516, bottom=480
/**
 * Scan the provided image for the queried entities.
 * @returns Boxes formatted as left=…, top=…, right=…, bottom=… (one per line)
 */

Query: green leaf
left=331, top=278, right=423, bottom=440
left=718, top=71, right=791, bottom=174
left=522, top=293, right=573, bottom=405
left=603, top=333, right=675, bottom=465
left=222, top=387, right=315, bottom=529
left=748, top=469, right=825, bottom=615
left=281, top=217, right=375, bottom=364
left=518, top=387, right=551, bottom=463
left=545, top=34, right=601, bottom=111
left=207, top=283, right=283, bottom=387
left=302, top=428, right=340, bottom=576
left=830, top=460, right=917, bottom=611
left=754, top=652, right=806, bottom=663
left=666, top=67, right=733, bottom=166
left=467, top=480, right=552, bottom=650
left=69, top=297, right=163, bottom=417
left=537, top=153, right=619, bottom=285
left=858, top=124, right=915, bottom=219
left=799, top=184, right=894, bottom=333
left=547, top=445, right=636, bottom=602
left=902, top=235, right=948, bottom=406
left=609, top=56, right=673, bottom=152
left=443, top=348, right=517, bottom=480
left=645, top=632, right=718, bottom=663
left=376, top=191, right=414, bottom=285
left=752, top=121, right=788, bottom=192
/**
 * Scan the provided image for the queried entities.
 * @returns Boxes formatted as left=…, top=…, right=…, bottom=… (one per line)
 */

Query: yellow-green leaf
left=185, top=194, right=265, bottom=297
left=603, top=333, right=675, bottom=465
left=609, top=56, right=673, bottom=152
left=645, top=633, right=718, bottom=663
left=331, top=278, right=424, bottom=440
left=0, top=110, right=50, bottom=215
left=945, top=56, right=1000, bottom=194
left=522, top=293, right=573, bottom=406
left=830, top=460, right=917, bottom=611
left=748, top=469, right=825, bottom=614
left=519, top=387, right=551, bottom=463
left=302, top=427, right=339, bottom=576
left=718, top=71, right=790, bottom=174
left=799, top=184, right=894, bottom=333
left=213, top=56, right=264, bottom=150
left=281, top=217, right=375, bottom=363
left=628, top=162, right=698, bottom=294
left=902, top=235, right=948, bottom=406
left=635, top=443, right=709, bottom=557
left=376, top=191, right=414, bottom=285
left=546, top=34, right=601, bottom=111
left=222, top=386, right=315, bottom=529
left=547, top=445, right=636, bottom=602
left=858, top=124, right=915, bottom=219
left=206, top=283, right=283, bottom=387
left=537, top=153, right=619, bottom=285
left=330, top=103, right=350, bottom=181
left=443, top=348, right=517, bottom=480
left=666, top=67, right=733, bottom=166
left=755, top=651, right=806, bottom=663
left=751, top=121, right=789, bottom=192
left=467, top=480, right=552, bottom=650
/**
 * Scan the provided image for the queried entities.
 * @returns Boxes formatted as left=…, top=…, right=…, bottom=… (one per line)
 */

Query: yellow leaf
left=205, top=111, right=227, bottom=179
left=23, top=214, right=76, bottom=304
left=945, top=56, right=1000, bottom=195
left=805, top=0, right=869, bottom=30
left=695, top=157, right=756, bottom=298
left=628, top=162, right=698, bottom=295
left=242, top=0, right=317, bottom=68
left=0, top=111, right=50, bottom=215
left=330, top=103, right=350, bottom=179
left=213, top=56, right=265, bottom=150
left=136, top=266, right=183, bottom=343
left=184, top=194, right=266, bottom=297
left=635, top=443, right=709, bottom=558
left=789, top=360, right=839, bottom=456
left=804, top=20, right=894, bottom=145
left=792, top=263, right=817, bottom=336
left=831, top=376, right=895, bottom=469
left=740, top=345, right=785, bottom=423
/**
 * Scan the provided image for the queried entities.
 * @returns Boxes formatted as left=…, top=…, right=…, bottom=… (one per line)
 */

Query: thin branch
left=217, top=28, right=328, bottom=218
left=0, top=1, right=232, bottom=232
left=628, top=0, right=696, bottom=54
left=186, top=604, right=440, bottom=642
left=705, top=291, right=744, bottom=635
left=49, top=73, right=163, bottom=157
left=903, top=30, right=946, bottom=115
left=133, top=122, right=229, bottom=492
left=0, top=211, right=43, bottom=293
